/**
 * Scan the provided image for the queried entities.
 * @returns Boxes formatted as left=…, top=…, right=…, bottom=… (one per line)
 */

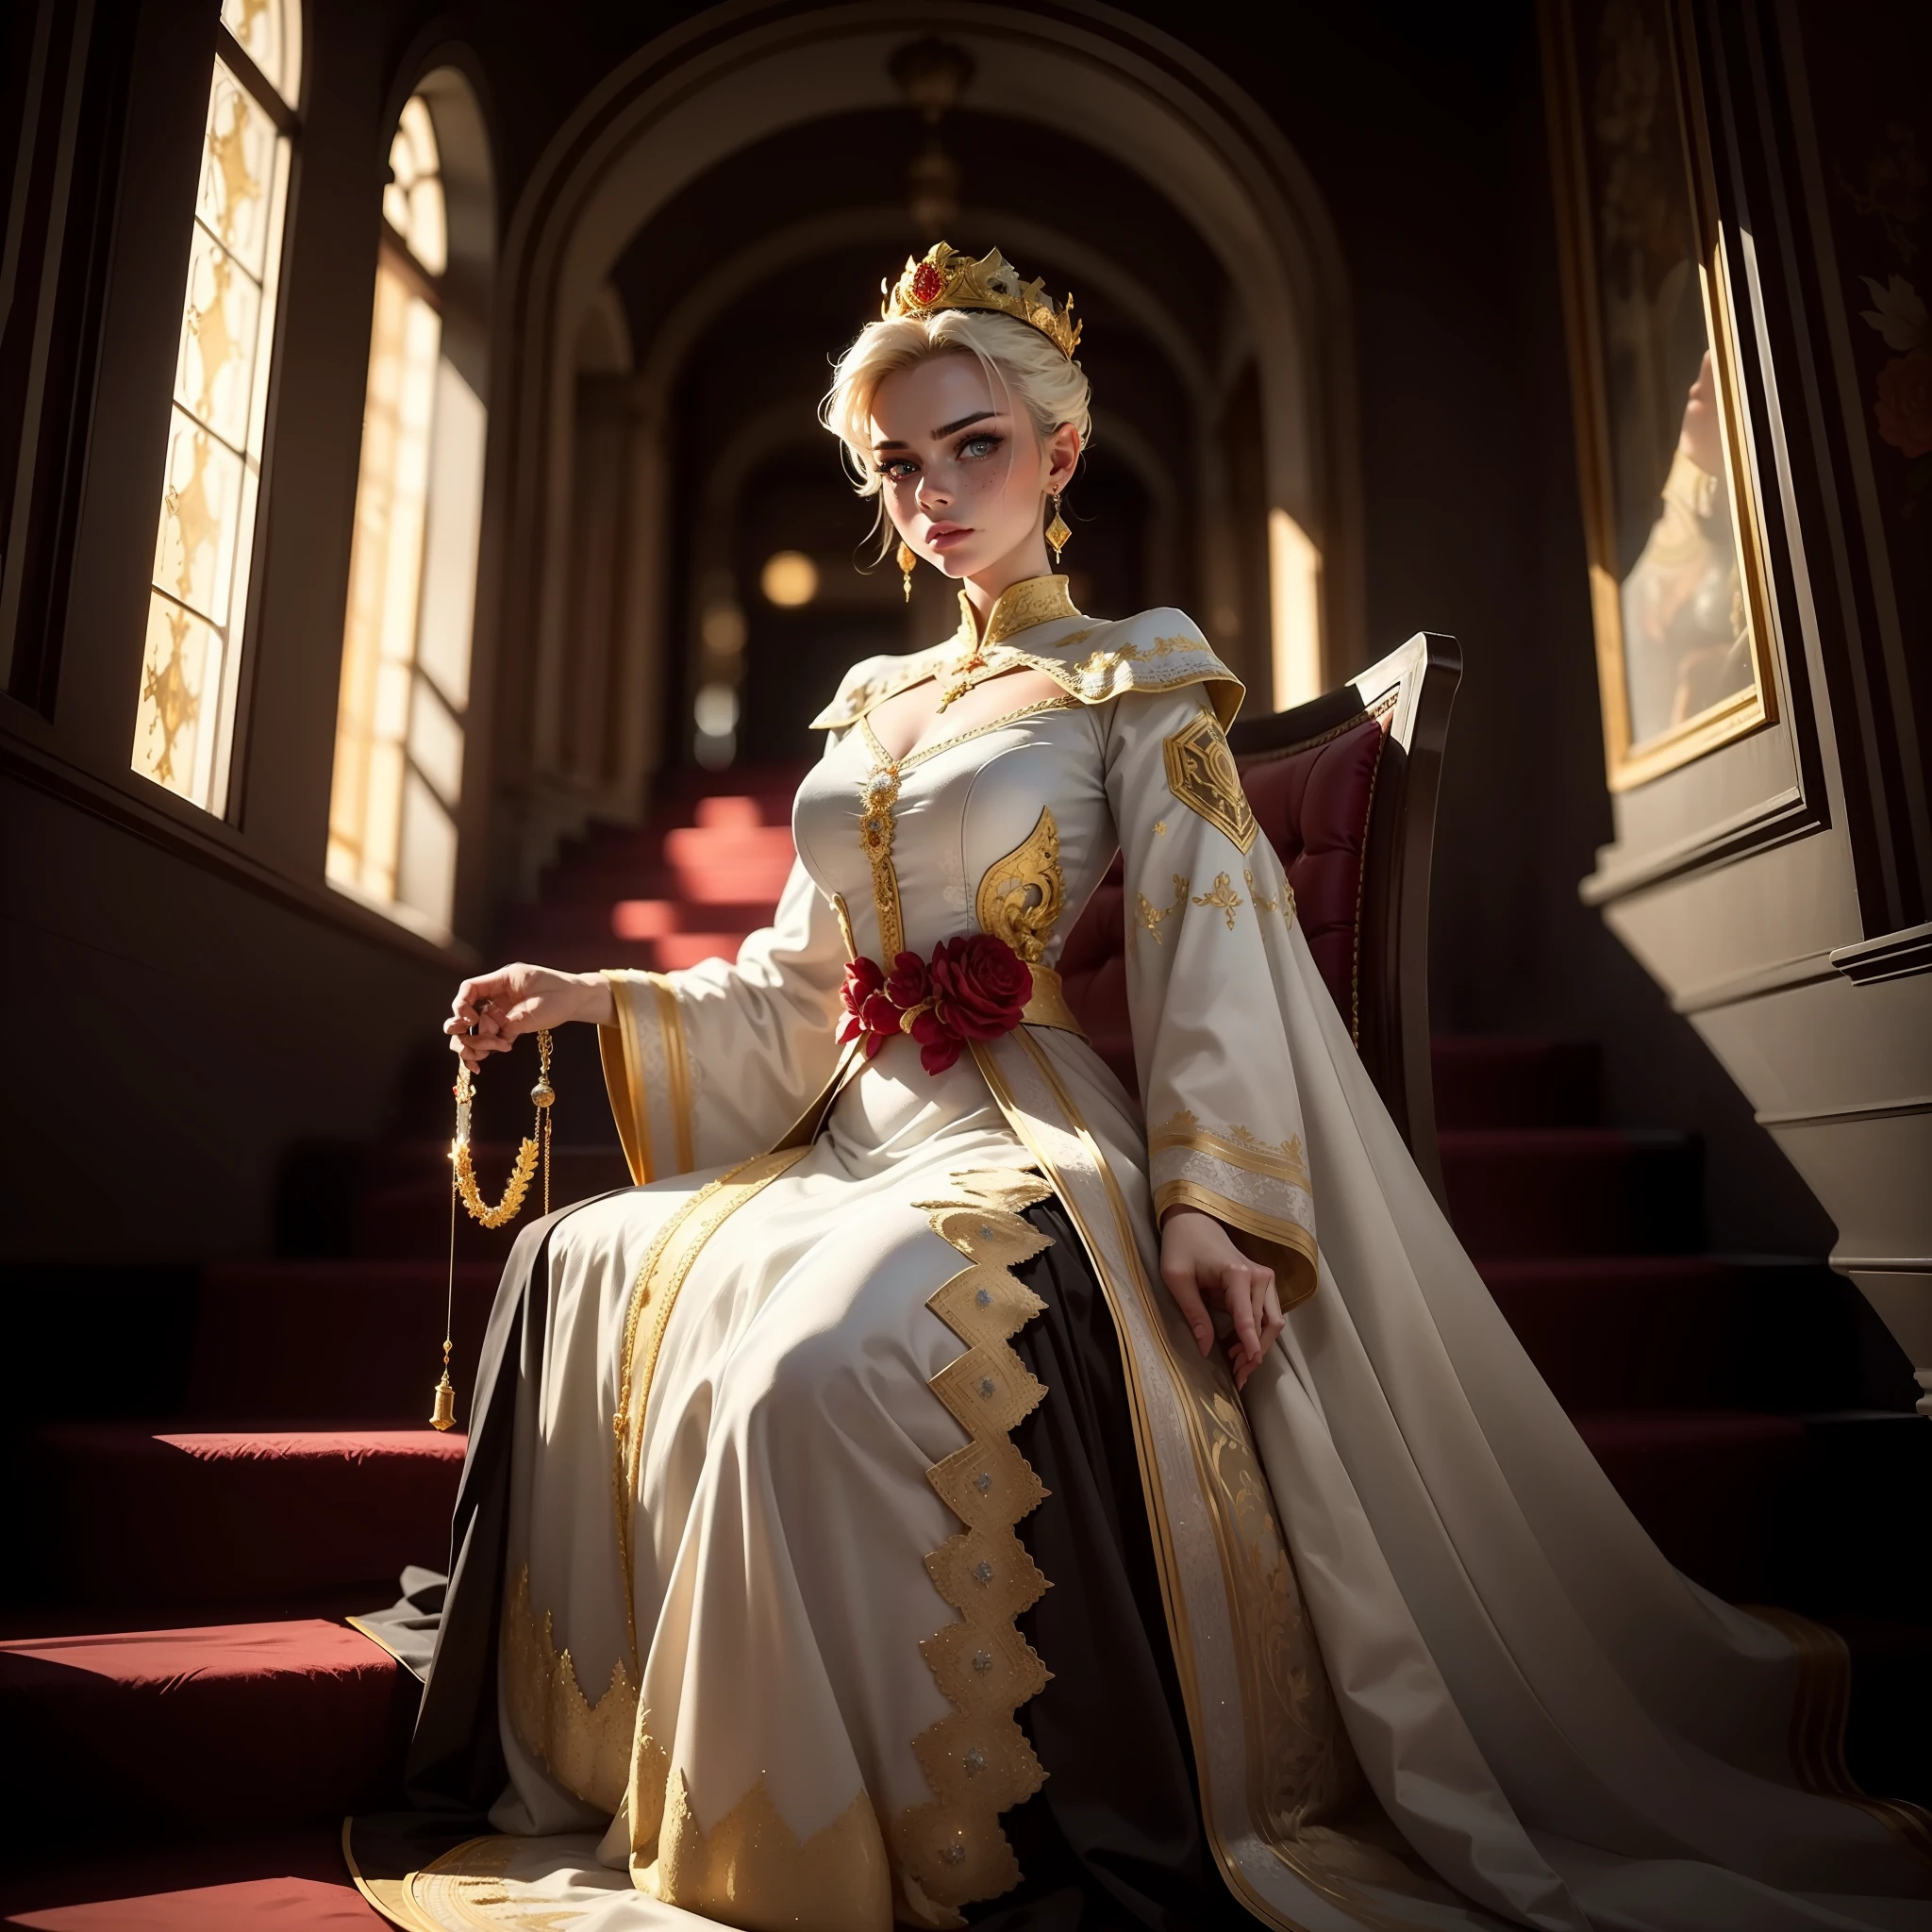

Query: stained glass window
left=325, top=92, right=486, bottom=943
left=130, top=5, right=299, bottom=810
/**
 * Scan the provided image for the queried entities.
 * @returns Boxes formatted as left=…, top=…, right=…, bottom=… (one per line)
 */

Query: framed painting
left=1541, top=0, right=1779, bottom=791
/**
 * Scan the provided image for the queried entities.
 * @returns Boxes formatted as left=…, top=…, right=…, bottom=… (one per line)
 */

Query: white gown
left=358, top=579, right=1932, bottom=1932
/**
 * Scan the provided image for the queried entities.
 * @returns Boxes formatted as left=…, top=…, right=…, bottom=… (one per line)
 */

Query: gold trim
left=594, top=1004, right=649, bottom=1182
left=975, top=806, right=1064, bottom=965
left=1152, top=1179, right=1320, bottom=1312
left=964, top=573, right=1081, bottom=648
left=830, top=890, right=858, bottom=958
left=1244, top=866, right=1296, bottom=927
left=858, top=758, right=907, bottom=961
left=343, top=1614, right=420, bottom=1673
left=1163, top=711, right=1259, bottom=854
left=1017, top=963, right=1085, bottom=1037
left=1748, top=1604, right=1932, bottom=1862
left=600, top=972, right=653, bottom=1186
left=892, top=1169, right=1057, bottom=1921
left=611, top=1149, right=808, bottom=1662
left=1148, top=1110, right=1311, bottom=1191
left=977, top=1032, right=1364, bottom=1932
left=341, top=1817, right=446, bottom=1932
left=646, top=973, right=694, bottom=1174
left=652, top=1769, right=894, bottom=1931
left=859, top=694, right=1076, bottom=772
left=502, top=1562, right=637, bottom=1813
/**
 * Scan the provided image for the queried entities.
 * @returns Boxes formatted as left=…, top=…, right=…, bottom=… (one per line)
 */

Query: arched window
left=129, top=0, right=301, bottom=811
left=325, top=78, right=491, bottom=942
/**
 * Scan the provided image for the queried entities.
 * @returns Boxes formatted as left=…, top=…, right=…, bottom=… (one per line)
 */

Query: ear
left=1044, top=422, right=1080, bottom=493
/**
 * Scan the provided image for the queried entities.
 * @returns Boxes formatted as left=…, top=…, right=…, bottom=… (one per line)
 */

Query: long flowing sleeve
left=1104, top=684, right=1320, bottom=1307
left=599, top=852, right=849, bottom=1182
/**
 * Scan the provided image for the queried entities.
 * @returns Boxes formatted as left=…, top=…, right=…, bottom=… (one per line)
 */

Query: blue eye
left=879, top=458, right=918, bottom=481
left=959, top=435, right=1001, bottom=459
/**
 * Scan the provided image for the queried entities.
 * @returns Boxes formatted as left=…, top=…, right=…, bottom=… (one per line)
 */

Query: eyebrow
left=872, top=409, right=1004, bottom=452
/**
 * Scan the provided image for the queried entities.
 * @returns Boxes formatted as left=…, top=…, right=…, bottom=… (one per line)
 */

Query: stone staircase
left=3, top=771, right=1924, bottom=1926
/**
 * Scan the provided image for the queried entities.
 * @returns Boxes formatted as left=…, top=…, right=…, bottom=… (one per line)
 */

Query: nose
left=916, top=470, right=951, bottom=514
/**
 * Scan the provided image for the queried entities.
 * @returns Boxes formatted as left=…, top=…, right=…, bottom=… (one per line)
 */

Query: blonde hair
left=820, top=308, right=1092, bottom=499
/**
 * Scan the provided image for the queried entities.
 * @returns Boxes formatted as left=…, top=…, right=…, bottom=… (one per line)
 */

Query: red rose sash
left=840, top=933, right=1039, bottom=1074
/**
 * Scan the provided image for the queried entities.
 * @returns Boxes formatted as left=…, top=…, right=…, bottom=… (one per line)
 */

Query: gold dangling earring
left=896, top=540, right=917, bottom=603
left=1045, top=491, right=1071, bottom=565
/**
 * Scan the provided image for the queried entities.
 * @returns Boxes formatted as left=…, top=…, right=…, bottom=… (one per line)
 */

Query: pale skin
left=447, top=348, right=1285, bottom=1389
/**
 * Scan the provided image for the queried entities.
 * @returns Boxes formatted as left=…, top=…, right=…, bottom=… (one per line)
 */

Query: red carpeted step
left=1575, top=1408, right=1807, bottom=1602
left=185, top=1262, right=500, bottom=1422
left=0, top=1822, right=384, bottom=1929
left=23, top=1429, right=462, bottom=1610
left=1477, top=1255, right=1860, bottom=1411
left=0, top=1621, right=410, bottom=1828
left=1441, top=1127, right=1701, bottom=1257
left=660, top=822, right=796, bottom=902
left=1431, top=1037, right=1601, bottom=1129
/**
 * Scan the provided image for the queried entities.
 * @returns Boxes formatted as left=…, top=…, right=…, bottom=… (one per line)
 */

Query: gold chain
left=453, top=1029, right=556, bottom=1226
left=432, top=1028, right=558, bottom=1430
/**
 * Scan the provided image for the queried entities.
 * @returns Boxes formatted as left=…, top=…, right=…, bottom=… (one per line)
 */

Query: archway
left=465, top=0, right=1359, bottom=897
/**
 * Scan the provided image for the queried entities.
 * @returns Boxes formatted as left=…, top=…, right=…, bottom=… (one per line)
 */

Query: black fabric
left=401, top=1201, right=602, bottom=1819
left=353, top=1191, right=1252, bottom=1927
left=969, top=1197, right=1250, bottom=1931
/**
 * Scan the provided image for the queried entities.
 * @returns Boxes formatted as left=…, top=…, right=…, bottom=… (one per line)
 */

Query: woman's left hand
left=1158, top=1206, right=1283, bottom=1391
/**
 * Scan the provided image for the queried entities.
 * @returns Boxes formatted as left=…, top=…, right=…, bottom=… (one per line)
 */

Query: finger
left=1259, top=1277, right=1284, bottom=1356
left=1159, top=1257, right=1215, bottom=1357
left=1224, top=1265, right=1262, bottom=1363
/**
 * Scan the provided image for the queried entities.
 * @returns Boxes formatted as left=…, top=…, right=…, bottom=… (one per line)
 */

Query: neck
left=960, top=534, right=1055, bottom=633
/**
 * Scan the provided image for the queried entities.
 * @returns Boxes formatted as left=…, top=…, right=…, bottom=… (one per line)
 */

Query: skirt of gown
left=347, top=1022, right=1932, bottom=1932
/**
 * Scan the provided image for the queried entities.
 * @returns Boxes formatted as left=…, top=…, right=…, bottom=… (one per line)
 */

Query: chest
left=791, top=700, right=1113, bottom=960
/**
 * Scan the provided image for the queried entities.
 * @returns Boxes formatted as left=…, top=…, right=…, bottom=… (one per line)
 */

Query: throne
left=1058, top=631, right=1462, bottom=1208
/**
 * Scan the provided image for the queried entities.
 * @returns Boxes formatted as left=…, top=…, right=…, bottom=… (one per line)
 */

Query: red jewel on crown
left=910, top=258, right=947, bottom=306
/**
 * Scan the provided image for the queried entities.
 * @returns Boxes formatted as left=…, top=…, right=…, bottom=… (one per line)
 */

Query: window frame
left=128, top=12, right=304, bottom=824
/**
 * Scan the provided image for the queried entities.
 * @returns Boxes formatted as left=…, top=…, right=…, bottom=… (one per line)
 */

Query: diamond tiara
left=881, top=242, right=1083, bottom=359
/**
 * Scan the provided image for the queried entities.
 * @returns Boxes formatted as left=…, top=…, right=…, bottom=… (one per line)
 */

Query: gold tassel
left=897, top=540, right=917, bottom=602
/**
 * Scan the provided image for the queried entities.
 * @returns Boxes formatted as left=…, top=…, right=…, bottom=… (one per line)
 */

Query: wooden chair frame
left=1229, top=632, right=1462, bottom=1208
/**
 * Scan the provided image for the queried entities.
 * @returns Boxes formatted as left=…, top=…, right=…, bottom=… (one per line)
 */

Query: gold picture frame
left=1541, top=0, right=1778, bottom=791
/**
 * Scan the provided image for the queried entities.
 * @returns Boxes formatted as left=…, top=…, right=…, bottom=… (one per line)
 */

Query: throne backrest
left=1058, top=631, right=1460, bottom=1205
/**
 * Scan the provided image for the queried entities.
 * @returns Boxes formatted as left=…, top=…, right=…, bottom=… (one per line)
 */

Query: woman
left=349, top=245, right=1931, bottom=1932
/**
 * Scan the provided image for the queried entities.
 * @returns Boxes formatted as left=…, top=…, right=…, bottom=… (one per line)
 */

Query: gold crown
left=882, top=242, right=1083, bottom=359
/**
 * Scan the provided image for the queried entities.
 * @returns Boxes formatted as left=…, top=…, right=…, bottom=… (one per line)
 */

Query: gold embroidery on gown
left=858, top=758, right=907, bottom=958
left=503, top=1564, right=638, bottom=1814
left=1162, top=709, right=1258, bottom=854
left=1192, top=871, right=1245, bottom=929
left=892, top=1169, right=1058, bottom=1925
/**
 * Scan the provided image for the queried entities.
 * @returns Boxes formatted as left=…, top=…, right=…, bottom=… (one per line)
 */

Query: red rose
left=927, top=933, right=1033, bottom=1041
left=1875, top=352, right=1932, bottom=459
left=885, top=951, right=931, bottom=1009
left=909, top=1006, right=965, bottom=1074
left=837, top=956, right=885, bottom=1046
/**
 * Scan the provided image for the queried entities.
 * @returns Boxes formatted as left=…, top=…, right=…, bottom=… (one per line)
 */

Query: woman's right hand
left=445, top=964, right=614, bottom=1073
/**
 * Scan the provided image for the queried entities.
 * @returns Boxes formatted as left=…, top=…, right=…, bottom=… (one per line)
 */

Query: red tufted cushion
left=1059, top=714, right=1386, bottom=1097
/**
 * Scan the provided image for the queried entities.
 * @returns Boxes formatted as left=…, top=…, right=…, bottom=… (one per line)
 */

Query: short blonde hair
left=820, top=308, right=1092, bottom=498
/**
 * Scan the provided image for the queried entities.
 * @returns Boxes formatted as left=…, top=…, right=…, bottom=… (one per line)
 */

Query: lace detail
left=891, top=1169, right=1057, bottom=1924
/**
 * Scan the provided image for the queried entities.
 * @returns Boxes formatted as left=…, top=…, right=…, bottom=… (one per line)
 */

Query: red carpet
left=0, top=1621, right=411, bottom=1826
left=26, top=1429, right=463, bottom=1607
left=1, top=1824, right=383, bottom=1928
